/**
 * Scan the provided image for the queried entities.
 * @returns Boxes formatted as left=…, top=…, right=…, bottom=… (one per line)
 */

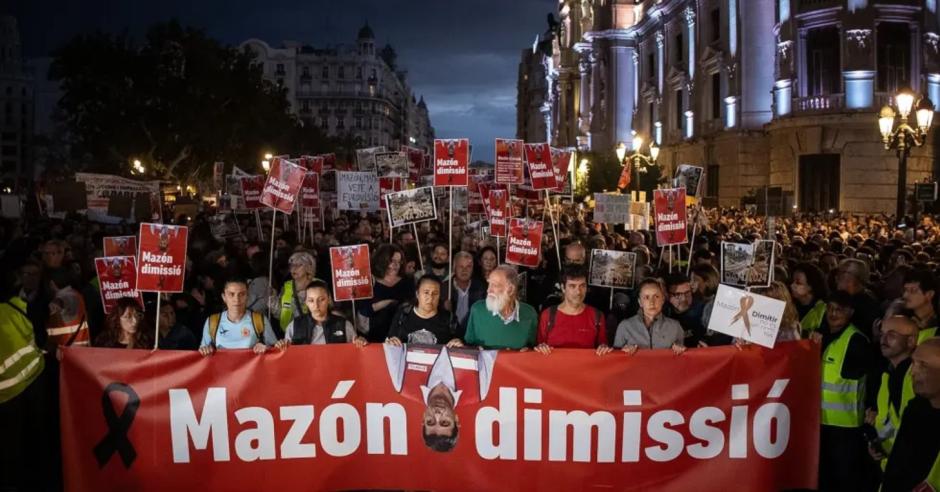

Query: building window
left=337, top=118, right=345, bottom=129
left=675, top=90, right=683, bottom=130
left=806, top=26, right=841, bottom=96
left=710, top=8, right=721, bottom=42
left=357, top=67, right=363, bottom=79
left=711, top=73, right=721, bottom=120
left=301, top=66, right=310, bottom=77
left=675, top=33, right=683, bottom=63
left=647, top=52, right=655, bottom=79
left=877, top=23, right=910, bottom=94
left=356, top=117, right=363, bottom=129
left=706, top=165, right=720, bottom=197
left=275, top=63, right=285, bottom=75
left=649, top=102, right=655, bottom=133
left=338, top=66, right=345, bottom=79
left=322, top=66, right=329, bottom=79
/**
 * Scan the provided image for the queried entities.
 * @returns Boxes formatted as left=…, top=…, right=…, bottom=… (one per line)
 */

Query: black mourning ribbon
left=93, top=382, right=140, bottom=468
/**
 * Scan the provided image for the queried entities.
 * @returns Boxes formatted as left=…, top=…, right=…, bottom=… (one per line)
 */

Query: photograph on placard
left=746, top=240, right=776, bottom=288
left=356, top=146, right=386, bottom=172
left=720, top=241, right=754, bottom=287
left=589, top=249, right=637, bottom=289
left=386, top=187, right=437, bottom=228
left=593, top=193, right=630, bottom=224
left=674, top=164, right=705, bottom=198
left=375, top=152, right=411, bottom=179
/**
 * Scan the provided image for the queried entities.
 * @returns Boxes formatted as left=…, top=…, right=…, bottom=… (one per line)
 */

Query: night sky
left=10, top=0, right=557, bottom=162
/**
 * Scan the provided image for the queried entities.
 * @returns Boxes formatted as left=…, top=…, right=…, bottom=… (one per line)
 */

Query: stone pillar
left=577, top=49, right=593, bottom=145
left=843, top=28, right=874, bottom=109
left=610, top=41, right=637, bottom=148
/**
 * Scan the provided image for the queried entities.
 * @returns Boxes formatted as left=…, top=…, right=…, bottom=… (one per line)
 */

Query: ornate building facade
left=521, top=0, right=938, bottom=213
left=242, top=24, right=435, bottom=152
left=0, top=16, right=33, bottom=180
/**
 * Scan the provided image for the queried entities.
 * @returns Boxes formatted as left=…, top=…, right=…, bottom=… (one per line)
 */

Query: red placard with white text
left=551, top=147, right=572, bottom=193
left=487, top=189, right=509, bottom=237
left=261, top=158, right=306, bottom=213
left=103, top=236, right=137, bottom=257
left=329, top=245, right=374, bottom=301
left=506, top=218, right=544, bottom=267
left=239, top=175, right=265, bottom=210
left=94, top=256, right=143, bottom=314
left=524, top=143, right=557, bottom=190
left=495, top=138, right=524, bottom=184
left=402, top=145, right=425, bottom=182
left=379, top=177, right=404, bottom=210
left=654, top=188, right=689, bottom=246
left=433, top=138, right=470, bottom=187
left=300, top=172, right=320, bottom=208
left=136, top=223, right=188, bottom=293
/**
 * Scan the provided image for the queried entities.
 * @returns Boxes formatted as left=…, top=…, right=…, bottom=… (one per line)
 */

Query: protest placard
left=94, top=256, right=143, bottom=314
left=260, top=158, right=306, bottom=213
left=386, top=187, right=437, bottom=228
left=594, top=193, right=630, bottom=224
left=136, top=223, right=188, bottom=293
left=506, top=218, right=543, bottom=267
left=337, top=171, right=380, bottom=212
left=103, top=236, right=137, bottom=257
left=433, top=138, right=470, bottom=187
left=330, top=245, right=374, bottom=301
left=495, top=138, right=524, bottom=184
left=708, top=284, right=786, bottom=348
left=524, top=143, right=557, bottom=190
left=589, top=249, right=637, bottom=289
left=654, top=188, right=688, bottom=245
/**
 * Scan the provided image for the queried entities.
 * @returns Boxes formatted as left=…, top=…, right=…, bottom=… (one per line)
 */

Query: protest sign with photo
left=495, top=138, right=524, bottom=184
left=330, top=244, right=374, bottom=301
left=593, top=193, right=630, bottom=224
left=103, top=235, right=137, bottom=257
left=401, top=145, right=425, bottom=181
left=708, top=284, right=786, bottom=349
left=524, top=143, right=557, bottom=190
left=300, top=172, right=320, bottom=208
left=379, top=177, right=404, bottom=210
left=208, top=212, right=241, bottom=241
left=356, top=146, right=386, bottom=172
left=136, top=223, right=188, bottom=293
left=551, top=147, right=572, bottom=193
left=720, top=241, right=754, bottom=287
left=674, top=164, right=705, bottom=198
left=468, top=175, right=489, bottom=215
left=375, top=152, right=411, bottom=179
left=630, top=201, right=650, bottom=230
left=260, top=158, right=306, bottom=213
left=486, top=189, right=509, bottom=237
left=746, top=240, right=776, bottom=288
left=506, top=218, right=543, bottom=268
left=433, top=138, right=470, bottom=187
left=386, top=187, right=437, bottom=228
left=337, top=171, right=380, bottom=212
left=653, top=188, right=688, bottom=245
left=94, top=256, right=143, bottom=314
left=239, top=175, right=266, bottom=210
left=589, top=249, right=637, bottom=289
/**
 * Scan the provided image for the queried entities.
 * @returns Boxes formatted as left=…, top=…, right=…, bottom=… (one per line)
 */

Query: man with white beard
left=464, top=265, right=537, bottom=350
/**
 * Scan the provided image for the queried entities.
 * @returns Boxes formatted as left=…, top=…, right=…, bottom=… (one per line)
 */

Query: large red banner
left=94, top=256, right=143, bottom=313
left=654, top=188, right=689, bottom=246
left=102, top=236, right=137, bottom=257
left=524, top=143, right=557, bottom=190
left=329, top=244, right=373, bottom=301
left=495, top=138, right=524, bottom=184
left=506, top=218, right=543, bottom=267
left=136, top=223, right=188, bottom=293
left=261, top=158, right=306, bottom=213
left=433, top=138, right=470, bottom=187
left=60, top=342, right=819, bottom=492
left=239, top=176, right=265, bottom=210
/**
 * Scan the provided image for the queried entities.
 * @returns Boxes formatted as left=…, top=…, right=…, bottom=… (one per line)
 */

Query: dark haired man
left=534, top=265, right=610, bottom=355
left=902, top=269, right=937, bottom=343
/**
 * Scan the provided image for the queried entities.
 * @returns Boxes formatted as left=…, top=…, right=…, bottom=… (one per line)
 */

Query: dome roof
left=357, top=23, right=375, bottom=40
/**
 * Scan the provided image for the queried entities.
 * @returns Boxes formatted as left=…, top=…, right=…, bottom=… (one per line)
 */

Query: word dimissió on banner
left=335, top=268, right=371, bottom=289
left=139, top=251, right=183, bottom=276
left=166, top=379, right=793, bottom=464
left=508, top=236, right=538, bottom=257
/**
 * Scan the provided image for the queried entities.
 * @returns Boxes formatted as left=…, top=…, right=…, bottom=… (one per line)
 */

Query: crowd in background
left=1, top=203, right=940, bottom=491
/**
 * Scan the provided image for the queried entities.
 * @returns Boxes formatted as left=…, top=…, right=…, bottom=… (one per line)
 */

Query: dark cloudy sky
left=10, top=0, right=556, bottom=162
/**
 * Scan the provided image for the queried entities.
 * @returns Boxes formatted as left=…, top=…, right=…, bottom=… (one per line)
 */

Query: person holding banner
left=275, top=280, right=367, bottom=347
left=613, top=279, right=685, bottom=355
left=198, top=278, right=277, bottom=356
left=92, top=297, right=154, bottom=349
left=534, top=266, right=611, bottom=356
left=386, top=275, right=461, bottom=347
left=465, top=265, right=537, bottom=350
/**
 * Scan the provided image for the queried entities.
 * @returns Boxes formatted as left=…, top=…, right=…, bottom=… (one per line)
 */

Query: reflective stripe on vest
left=924, top=450, right=940, bottom=491
left=0, top=298, right=45, bottom=403
left=821, top=325, right=866, bottom=428
left=280, top=281, right=295, bottom=330
left=0, top=356, right=42, bottom=391
left=919, top=326, right=938, bottom=345
left=874, top=366, right=915, bottom=466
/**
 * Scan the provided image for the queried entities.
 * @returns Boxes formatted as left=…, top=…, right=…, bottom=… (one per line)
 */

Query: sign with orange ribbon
left=708, top=284, right=785, bottom=348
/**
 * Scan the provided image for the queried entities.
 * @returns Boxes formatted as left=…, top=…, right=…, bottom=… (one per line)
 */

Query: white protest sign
left=336, top=171, right=380, bottom=212
left=707, top=284, right=786, bottom=349
left=593, top=193, right=630, bottom=224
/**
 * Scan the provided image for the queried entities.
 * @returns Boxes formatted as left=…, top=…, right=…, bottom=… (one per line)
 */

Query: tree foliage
left=50, top=20, right=331, bottom=182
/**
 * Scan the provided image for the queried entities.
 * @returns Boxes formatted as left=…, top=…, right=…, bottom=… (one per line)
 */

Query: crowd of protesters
left=1, top=202, right=940, bottom=491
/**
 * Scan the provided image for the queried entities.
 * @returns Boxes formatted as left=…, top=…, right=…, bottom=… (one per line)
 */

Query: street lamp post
left=878, top=88, right=934, bottom=221
left=615, top=133, right=659, bottom=196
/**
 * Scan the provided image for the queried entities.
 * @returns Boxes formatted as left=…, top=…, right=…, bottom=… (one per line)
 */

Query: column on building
left=738, top=0, right=774, bottom=127
left=842, top=3, right=875, bottom=111
left=575, top=44, right=593, bottom=149
left=609, top=38, right=637, bottom=148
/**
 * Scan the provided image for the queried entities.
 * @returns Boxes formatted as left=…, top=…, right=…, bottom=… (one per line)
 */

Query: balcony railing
left=793, top=93, right=844, bottom=113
